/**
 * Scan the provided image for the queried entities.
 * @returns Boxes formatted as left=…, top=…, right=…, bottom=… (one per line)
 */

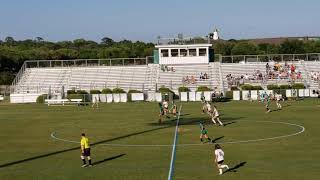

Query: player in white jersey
left=275, top=93, right=282, bottom=109
left=91, top=96, right=99, bottom=109
left=162, top=101, right=169, bottom=116
left=214, top=144, right=229, bottom=175
left=212, top=105, right=224, bottom=126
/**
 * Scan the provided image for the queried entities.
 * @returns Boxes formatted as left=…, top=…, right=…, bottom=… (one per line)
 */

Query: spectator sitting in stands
left=297, top=71, right=302, bottom=79
left=290, top=64, right=296, bottom=73
left=204, top=73, right=208, bottom=79
left=191, top=76, right=196, bottom=84
left=266, top=63, right=270, bottom=73
left=200, top=72, right=203, bottom=80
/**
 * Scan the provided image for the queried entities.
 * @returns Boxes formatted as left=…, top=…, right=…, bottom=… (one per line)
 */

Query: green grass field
left=0, top=99, right=320, bottom=180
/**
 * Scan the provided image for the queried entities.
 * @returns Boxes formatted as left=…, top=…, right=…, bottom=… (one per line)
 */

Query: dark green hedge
left=226, top=91, right=233, bottom=99
left=252, top=86, right=263, bottom=90
left=90, top=90, right=101, bottom=94
left=240, top=84, right=253, bottom=90
left=101, top=88, right=113, bottom=94
left=36, top=94, right=49, bottom=104
left=178, top=86, right=190, bottom=92
left=292, top=83, right=305, bottom=89
left=280, top=84, right=291, bottom=89
left=128, top=89, right=143, bottom=93
left=196, top=86, right=211, bottom=92
left=158, top=87, right=174, bottom=94
left=67, top=89, right=76, bottom=94
left=267, top=84, right=280, bottom=90
left=231, top=86, right=239, bottom=91
left=112, top=88, right=126, bottom=93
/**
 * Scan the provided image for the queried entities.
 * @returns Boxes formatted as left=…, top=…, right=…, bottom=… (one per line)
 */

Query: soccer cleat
left=88, top=164, right=93, bottom=167
left=81, top=164, right=88, bottom=167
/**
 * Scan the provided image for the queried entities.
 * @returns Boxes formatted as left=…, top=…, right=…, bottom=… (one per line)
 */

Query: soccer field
left=0, top=99, right=320, bottom=180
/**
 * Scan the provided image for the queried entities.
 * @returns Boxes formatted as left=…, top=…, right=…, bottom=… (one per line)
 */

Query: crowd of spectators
left=161, top=65, right=175, bottom=72
left=182, top=72, right=210, bottom=84
left=182, top=75, right=196, bottom=84
left=199, top=72, right=209, bottom=80
left=310, top=72, right=320, bottom=81
left=226, top=62, right=303, bottom=88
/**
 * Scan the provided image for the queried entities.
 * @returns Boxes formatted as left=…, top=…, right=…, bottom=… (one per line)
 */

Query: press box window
left=180, top=49, right=187, bottom=57
left=199, top=48, right=207, bottom=56
left=189, top=49, right=197, bottom=56
left=161, top=49, right=169, bottom=57
left=171, top=49, right=179, bottom=57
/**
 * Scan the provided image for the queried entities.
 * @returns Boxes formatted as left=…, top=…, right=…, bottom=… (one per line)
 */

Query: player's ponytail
left=215, top=144, right=221, bottom=150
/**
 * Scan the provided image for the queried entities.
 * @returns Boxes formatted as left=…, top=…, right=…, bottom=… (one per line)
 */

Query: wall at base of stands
left=10, top=93, right=42, bottom=103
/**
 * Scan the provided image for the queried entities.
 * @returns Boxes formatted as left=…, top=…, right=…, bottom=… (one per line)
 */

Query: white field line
left=51, top=120, right=305, bottom=147
left=167, top=104, right=182, bottom=180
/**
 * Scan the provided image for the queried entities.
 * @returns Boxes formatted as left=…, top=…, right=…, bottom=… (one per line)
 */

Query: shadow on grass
left=0, top=114, right=244, bottom=169
left=0, top=126, right=171, bottom=169
left=211, top=136, right=224, bottom=143
left=224, top=121, right=236, bottom=127
left=225, top=162, right=247, bottom=173
left=92, top=154, right=126, bottom=166
left=148, top=116, right=243, bottom=127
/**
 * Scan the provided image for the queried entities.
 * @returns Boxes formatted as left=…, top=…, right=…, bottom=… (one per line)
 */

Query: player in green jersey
left=199, top=122, right=212, bottom=143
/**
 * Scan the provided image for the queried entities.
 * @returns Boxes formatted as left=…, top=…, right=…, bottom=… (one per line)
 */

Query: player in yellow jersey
left=80, top=133, right=92, bottom=167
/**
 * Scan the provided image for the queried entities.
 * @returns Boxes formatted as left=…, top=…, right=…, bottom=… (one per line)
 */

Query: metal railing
left=220, top=53, right=320, bottom=63
left=11, top=57, right=154, bottom=92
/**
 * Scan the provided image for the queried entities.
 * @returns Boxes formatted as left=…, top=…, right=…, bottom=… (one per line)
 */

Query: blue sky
left=0, top=0, right=319, bottom=42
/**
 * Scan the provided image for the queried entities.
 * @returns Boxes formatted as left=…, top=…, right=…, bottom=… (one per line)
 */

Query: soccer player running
left=201, top=94, right=206, bottom=113
left=212, top=105, right=224, bottom=126
left=169, top=102, right=177, bottom=117
left=158, top=102, right=164, bottom=124
left=206, top=102, right=223, bottom=126
left=162, top=100, right=169, bottom=117
left=214, top=144, right=229, bottom=175
left=199, top=122, right=212, bottom=143
left=275, top=93, right=282, bottom=110
left=264, top=93, right=271, bottom=113
left=80, top=133, right=92, bottom=167
left=92, top=96, right=99, bottom=109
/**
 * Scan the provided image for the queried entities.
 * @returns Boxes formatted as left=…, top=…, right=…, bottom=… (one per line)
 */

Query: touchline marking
left=167, top=104, right=182, bottom=180
left=50, top=120, right=305, bottom=147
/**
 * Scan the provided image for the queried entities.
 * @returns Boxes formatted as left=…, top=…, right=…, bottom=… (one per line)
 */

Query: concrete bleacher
left=304, top=61, right=320, bottom=89
left=14, top=65, right=151, bottom=94
left=157, top=63, right=221, bottom=93
left=11, top=60, right=320, bottom=102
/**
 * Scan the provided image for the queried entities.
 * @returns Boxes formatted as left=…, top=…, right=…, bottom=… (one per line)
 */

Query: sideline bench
left=45, top=99, right=83, bottom=106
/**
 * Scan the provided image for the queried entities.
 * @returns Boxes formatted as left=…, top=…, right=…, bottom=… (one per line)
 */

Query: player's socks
left=212, top=119, right=217, bottom=124
left=221, top=165, right=229, bottom=169
left=207, top=137, right=211, bottom=141
left=88, top=160, right=92, bottom=165
left=82, top=159, right=86, bottom=165
left=200, top=138, right=203, bottom=142
left=219, top=169, right=223, bottom=175
left=217, top=119, right=224, bottom=126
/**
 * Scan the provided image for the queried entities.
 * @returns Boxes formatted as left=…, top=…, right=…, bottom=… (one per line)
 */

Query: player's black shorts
left=82, top=148, right=91, bottom=156
left=217, top=160, right=224, bottom=165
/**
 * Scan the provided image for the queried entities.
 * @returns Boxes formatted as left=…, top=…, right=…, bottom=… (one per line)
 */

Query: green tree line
left=0, top=37, right=154, bottom=85
left=1, top=36, right=320, bottom=85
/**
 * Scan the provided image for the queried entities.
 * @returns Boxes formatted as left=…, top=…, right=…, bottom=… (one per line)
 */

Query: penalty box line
left=167, top=104, right=183, bottom=180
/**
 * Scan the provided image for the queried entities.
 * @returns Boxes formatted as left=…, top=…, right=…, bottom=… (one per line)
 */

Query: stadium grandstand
left=10, top=44, right=320, bottom=103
